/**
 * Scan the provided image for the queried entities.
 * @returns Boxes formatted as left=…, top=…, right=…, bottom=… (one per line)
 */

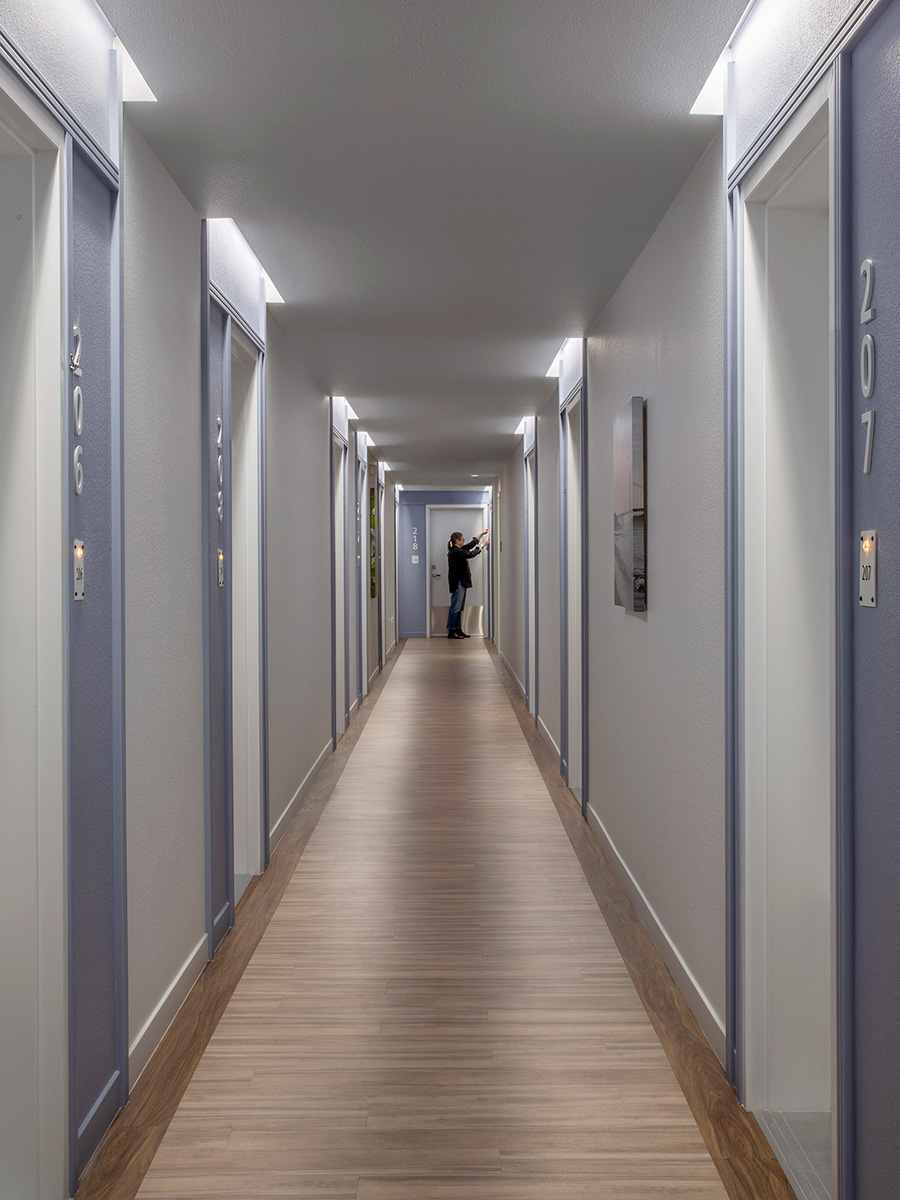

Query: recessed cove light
left=689, top=1, right=757, bottom=116
left=209, top=218, right=283, bottom=305
left=263, top=270, right=284, bottom=304
left=691, top=49, right=728, bottom=115
left=114, top=37, right=157, bottom=102
left=545, top=341, right=566, bottom=378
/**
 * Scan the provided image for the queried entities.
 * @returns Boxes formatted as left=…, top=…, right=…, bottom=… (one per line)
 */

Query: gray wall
left=122, top=120, right=207, bottom=1080
left=497, top=446, right=526, bottom=693
left=536, top=389, right=561, bottom=757
left=584, top=132, right=726, bottom=1057
left=265, top=315, right=333, bottom=845
left=397, top=489, right=491, bottom=637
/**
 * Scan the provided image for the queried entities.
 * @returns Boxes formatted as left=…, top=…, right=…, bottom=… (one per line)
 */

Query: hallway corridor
left=132, top=640, right=732, bottom=1199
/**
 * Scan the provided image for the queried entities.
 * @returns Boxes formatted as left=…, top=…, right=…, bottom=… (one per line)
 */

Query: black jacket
left=448, top=539, right=481, bottom=591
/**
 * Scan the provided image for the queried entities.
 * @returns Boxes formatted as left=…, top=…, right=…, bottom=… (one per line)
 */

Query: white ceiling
left=100, top=0, right=741, bottom=485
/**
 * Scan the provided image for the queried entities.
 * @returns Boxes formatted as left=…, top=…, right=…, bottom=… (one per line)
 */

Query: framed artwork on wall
left=614, top=396, right=646, bottom=612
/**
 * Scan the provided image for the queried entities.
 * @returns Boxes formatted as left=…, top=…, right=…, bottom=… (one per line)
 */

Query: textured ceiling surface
left=100, top=0, right=740, bottom=483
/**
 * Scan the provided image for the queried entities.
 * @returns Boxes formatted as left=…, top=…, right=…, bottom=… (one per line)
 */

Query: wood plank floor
left=129, top=637, right=751, bottom=1200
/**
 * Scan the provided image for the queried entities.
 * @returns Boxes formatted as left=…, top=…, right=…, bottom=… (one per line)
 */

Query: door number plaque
left=859, top=530, right=876, bottom=607
left=74, top=540, right=85, bottom=601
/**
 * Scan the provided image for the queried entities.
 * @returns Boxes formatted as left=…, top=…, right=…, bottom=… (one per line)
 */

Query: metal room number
left=216, top=416, right=224, bottom=522
left=71, top=325, right=85, bottom=600
left=859, top=261, right=878, bottom=609
left=860, top=259, right=876, bottom=402
left=71, top=325, right=84, bottom=497
left=216, top=416, right=225, bottom=586
left=860, top=261, right=877, bottom=467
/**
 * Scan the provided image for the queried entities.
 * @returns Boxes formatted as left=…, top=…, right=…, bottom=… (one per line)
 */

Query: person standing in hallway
left=447, top=529, right=489, bottom=638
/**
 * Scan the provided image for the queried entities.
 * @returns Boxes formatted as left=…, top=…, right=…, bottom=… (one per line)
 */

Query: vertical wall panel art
left=614, top=396, right=646, bottom=612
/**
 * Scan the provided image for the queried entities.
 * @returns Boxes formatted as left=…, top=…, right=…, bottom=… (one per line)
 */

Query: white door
left=525, top=448, right=537, bottom=712
left=562, top=391, right=584, bottom=802
left=0, top=99, right=67, bottom=1199
left=427, top=505, right=488, bottom=636
left=230, top=329, right=262, bottom=903
left=740, top=93, right=834, bottom=1192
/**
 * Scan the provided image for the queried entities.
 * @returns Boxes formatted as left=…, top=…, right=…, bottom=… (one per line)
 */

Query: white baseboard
left=368, top=665, right=379, bottom=688
left=269, top=739, right=333, bottom=852
left=499, top=650, right=525, bottom=698
left=585, top=802, right=726, bottom=1064
left=129, top=933, right=208, bottom=1086
left=349, top=697, right=359, bottom=718
left=537, top=715, right=561, bottom=763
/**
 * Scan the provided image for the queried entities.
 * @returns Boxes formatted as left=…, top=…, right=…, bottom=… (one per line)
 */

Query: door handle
left=431, top=571, right=441, bottom=579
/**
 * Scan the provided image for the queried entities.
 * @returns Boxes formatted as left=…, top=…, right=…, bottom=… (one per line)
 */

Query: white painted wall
left=122, top=120, right=207, bottom=1082
left=585, top=132, right=726, bottom=1058
left=536, top=389, right=561, bottom=758
left=730, top=0, right=864, bottom=170
left=0, top=0, right=117, bottom=162
left=498, top=445, right=526, bottom=693
left=265, top=315, right=333, bottom=846
left=333, top=438, right=347, bottom=737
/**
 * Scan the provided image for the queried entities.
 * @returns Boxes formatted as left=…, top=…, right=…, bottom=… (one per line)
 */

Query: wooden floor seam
left=485, top=641, right=796, bottom=1200
left=77, top=637, right=796, bottom=1200
left=75, top=641, right=408, bottom=1200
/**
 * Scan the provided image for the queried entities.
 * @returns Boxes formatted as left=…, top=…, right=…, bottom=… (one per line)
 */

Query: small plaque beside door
left=859, top=530, right=876, bottom=607
left=74, top=540, right=85, bottom=601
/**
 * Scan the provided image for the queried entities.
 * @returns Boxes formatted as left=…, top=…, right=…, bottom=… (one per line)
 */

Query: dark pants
left=447, top=584, right=466, bottom=631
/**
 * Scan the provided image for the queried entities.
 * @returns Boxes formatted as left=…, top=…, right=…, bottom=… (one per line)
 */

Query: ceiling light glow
left=263, top=270, right=284, bottom=304
left=690, top=49, right=728, bottom=115
left=208, top=218, right=284, bottom=306
left=114, top=37, right=157, bottom=102
left=689, top=1, right=759, bottom=115
left=545, top=341, right=566, bottom=378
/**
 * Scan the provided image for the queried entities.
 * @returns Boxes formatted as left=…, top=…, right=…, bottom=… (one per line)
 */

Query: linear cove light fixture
left=208, top=218, right=284, bottom=303
left=689, top=0, right=759, bottom=115
left=690, top=49, right=728, bottom=115
left=113, top=37, right=156, bottom=102
left=545, top=341, right=566, bottom=378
